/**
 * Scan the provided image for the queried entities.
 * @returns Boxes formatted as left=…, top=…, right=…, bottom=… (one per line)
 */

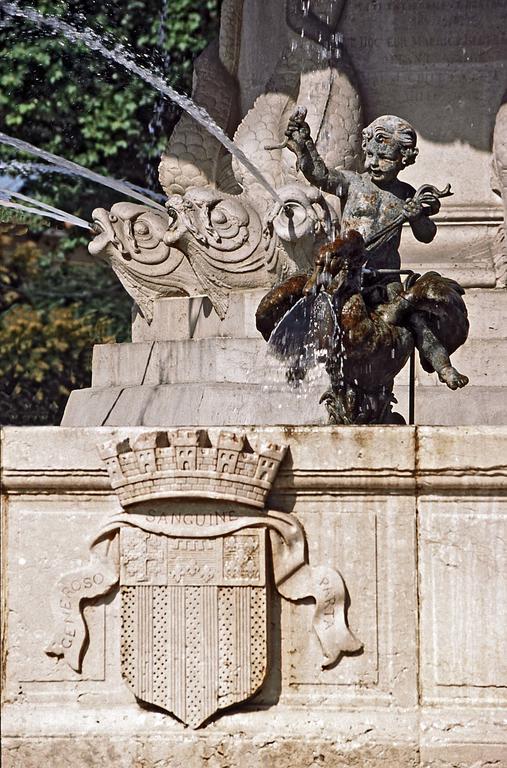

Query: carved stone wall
left=2, top=425, right=506, bottom=767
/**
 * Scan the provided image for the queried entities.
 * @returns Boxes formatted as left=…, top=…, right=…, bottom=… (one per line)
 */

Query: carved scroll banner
left=46, top=430, right=361, bottom=728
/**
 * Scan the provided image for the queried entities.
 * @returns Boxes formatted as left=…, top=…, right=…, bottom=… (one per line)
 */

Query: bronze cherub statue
left=281, top=107, right=442, bottom=276
left=257, top=110, right=469, bottom=424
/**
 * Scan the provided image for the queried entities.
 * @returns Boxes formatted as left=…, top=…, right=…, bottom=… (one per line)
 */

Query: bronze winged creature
left=256, top=230, right=469, bottom=424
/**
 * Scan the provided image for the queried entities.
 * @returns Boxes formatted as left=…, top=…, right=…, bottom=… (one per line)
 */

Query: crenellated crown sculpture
left=98, top=430, right=287, bottom=509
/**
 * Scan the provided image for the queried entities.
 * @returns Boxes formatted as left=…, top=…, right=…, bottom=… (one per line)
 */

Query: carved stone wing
left=159, top=42, right=240, bottom=197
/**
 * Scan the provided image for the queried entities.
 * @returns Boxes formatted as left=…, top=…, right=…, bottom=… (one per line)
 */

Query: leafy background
left=0, top=0, right=220, bottom=424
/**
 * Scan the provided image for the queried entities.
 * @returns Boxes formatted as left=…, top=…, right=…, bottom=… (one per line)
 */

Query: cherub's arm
left=401, top=185, right=439, bottom=243
left=410, top=209, right=437, bottom=243
left=284, top=108, right=350, bottom=198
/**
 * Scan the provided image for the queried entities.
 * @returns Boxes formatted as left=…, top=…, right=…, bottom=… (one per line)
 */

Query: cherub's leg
left=409, top=313, right=469, bottom=390
left=376, top=287, right=410, bottom=326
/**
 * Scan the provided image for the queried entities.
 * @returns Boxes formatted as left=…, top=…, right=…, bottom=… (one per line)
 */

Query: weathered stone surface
left=413, top=386, right=507, bottom=426
left=1, top=736, right=421, bottom=768
left=2, top=426, right=506, bottom=766
left=132, top=288, right=507, bottom=344
left=61, top=381, right=329, bottom=427
left=420, top=743, right=507, bottom=768
left=131, top=292, right=263, bottom=343
left=63, top=379, right=507, bottom=429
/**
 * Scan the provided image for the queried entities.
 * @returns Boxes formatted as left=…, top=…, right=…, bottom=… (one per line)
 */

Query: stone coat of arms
left=46, top=430, right=360, bottom=728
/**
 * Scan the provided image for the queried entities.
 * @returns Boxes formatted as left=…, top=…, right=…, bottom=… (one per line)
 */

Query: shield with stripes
left=119, top=521, right=267, bottom=728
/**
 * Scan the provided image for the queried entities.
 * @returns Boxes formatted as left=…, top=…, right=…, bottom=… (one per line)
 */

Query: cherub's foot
left=438, top=365, right=469, bottom=390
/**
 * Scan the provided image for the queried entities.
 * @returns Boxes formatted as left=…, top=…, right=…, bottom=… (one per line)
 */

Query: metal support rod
left=408, top=350, right=416, bottom=425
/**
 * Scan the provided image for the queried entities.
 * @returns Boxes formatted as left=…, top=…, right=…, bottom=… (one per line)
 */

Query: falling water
left=1, top=1, right=282, bottom=205
left=0, top=160, right=166, bottom=203
left=0, top=131, right=166, bottom=211
left=289, top=0, right=343, bottom=63
left=0, top=188, right=92, bottom=229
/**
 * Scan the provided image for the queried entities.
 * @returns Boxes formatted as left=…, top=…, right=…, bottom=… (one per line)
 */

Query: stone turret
left=97, top=429, right=287, bottom=508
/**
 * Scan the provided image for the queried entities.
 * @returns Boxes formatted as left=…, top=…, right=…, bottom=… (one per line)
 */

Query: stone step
left=132, top=288, right=507, bottom=343
left=92, top=336, right=507, bottom=389
left=62, top=382, right=328, bottom=428
left=414, top=338, right=506, bottom=387
left=92, top=338, right=328, bottom=388
left=413, top=385, right=507, bottom=426
left=462, top=288, right=506, bottom=338
left=393, top=383, right=507, bottom=426
left=62, top=381, right=507, bottom=428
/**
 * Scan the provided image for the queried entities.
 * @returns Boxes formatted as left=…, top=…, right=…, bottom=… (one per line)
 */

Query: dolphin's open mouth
left=88, top=208, right=117, bottom=257
left=91, top=218, right=104, bottom=235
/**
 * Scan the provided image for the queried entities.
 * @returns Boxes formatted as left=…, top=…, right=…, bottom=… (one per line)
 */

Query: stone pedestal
left=62, top=287, right=507, bottom=427
left=2, top=425, right=506, bottom=767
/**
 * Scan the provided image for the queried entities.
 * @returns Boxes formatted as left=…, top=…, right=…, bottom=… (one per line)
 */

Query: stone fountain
left=2, top=1, right=506, bottom=766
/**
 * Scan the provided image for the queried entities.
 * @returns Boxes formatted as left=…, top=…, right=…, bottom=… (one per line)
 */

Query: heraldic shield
left=119, top=519, right=267, bottom=728
left=45, top=430, right=361, bottom=729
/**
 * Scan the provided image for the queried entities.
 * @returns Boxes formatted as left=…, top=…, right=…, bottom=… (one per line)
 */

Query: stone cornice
left=2, top=466, right=505, bottom=497
left=1, top=427, right=505, bottom=496
left=433, top=204, right=504, bottom=224
left=1, top=468, right=110, bottom=494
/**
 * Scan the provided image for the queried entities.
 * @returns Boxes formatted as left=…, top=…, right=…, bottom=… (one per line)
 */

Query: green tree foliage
left=0, top=0, right=220, bottom=424
left=0, top=0, right=220, bottom=204
left=0, top=232, right=118, bottom=425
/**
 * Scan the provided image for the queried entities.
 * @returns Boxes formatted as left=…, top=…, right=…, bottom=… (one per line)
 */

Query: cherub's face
left=363, top=136, right=404, bottom=186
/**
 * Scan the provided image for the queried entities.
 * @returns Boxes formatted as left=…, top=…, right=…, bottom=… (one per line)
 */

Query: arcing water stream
left=0, top=188, right=92, bottom=229
left=0, top=131, right=166, bottom=211
left=146, top=0, right=171, bottom=189
left=0, top=161, right=166, bottom=203
left=1, top=1, right=282, bottom=205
